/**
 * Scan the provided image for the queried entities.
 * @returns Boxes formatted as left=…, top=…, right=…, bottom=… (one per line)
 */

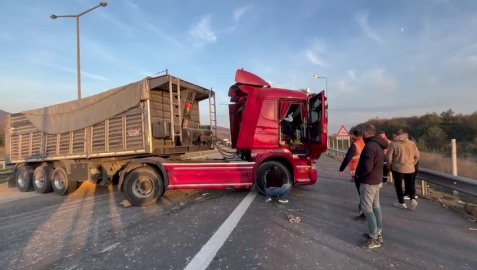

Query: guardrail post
left=421, top=180, right=428, bottom=197
left=451, top=139, right=459, bottom=197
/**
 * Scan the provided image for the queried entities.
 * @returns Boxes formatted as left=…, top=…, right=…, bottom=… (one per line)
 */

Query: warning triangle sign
left=337, top=125, right=350, bottom=138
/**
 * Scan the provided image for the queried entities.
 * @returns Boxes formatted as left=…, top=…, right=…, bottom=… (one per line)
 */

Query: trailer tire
left=123, top=167, right=164, bottom=207
left=52, top=167, right=78, bottom=195
left=256, top=161, right=291, bottom=195
left=33, top=166, right=54, bottom=194
left=16, top=166, right=34, bottom=192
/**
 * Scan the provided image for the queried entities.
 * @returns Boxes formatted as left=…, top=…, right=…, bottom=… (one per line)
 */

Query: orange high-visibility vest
left=383, top=139, right=391, bottom=154
left=349, top=139, right=365, bottom=177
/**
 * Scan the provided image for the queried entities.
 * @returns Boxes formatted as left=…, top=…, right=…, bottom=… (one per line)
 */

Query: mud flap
left=7, top=173, right=15, bottom=188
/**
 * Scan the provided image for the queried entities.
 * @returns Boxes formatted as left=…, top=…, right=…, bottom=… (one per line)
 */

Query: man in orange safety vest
left=339, top=129, right=366, bottom=220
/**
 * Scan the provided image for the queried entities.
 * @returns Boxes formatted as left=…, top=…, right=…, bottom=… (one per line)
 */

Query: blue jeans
left=359, top=183, right=383, bottom=239
left=265, top=183, right=291, bottom=200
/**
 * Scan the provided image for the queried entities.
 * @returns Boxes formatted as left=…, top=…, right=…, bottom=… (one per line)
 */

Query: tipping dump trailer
left=5, top=69, right=328, bottom=207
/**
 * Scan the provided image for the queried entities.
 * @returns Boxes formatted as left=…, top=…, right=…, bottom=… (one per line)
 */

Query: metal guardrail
left=325, top=149, right=477, bottom=198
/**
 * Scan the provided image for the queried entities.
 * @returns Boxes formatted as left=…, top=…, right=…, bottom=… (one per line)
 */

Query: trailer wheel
left=256, top=161, right=291, bottom=195
left=16, top=166, right=34, bottom=192
left=33, top=166, right=54, bottom=194
left=52, top=167, right=78, bottom=195
left=123, top=167, right=164, bottom=207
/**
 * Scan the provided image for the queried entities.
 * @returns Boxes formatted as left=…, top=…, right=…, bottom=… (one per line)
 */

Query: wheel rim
left=34, top=170, right=45, bottom=189
left=132, top=176, right=154, bottom=198
left=54, top=171, right=66, bottom=190
left=17, top=170, right=27, bottom=188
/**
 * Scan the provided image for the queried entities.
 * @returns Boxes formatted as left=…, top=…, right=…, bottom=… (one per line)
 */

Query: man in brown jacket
left=385, top=129, right=420, bottom=211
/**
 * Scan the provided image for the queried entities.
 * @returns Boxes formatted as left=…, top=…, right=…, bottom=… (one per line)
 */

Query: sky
left=1, top=0, right=477, bottom=133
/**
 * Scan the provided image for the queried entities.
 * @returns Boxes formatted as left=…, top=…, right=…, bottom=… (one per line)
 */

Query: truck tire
left=16, top=166, right=34, bottom=192
left=33, top=166, right=54, bottom=194
left=123, top=167, right=164, bottom=207
left=256, top=161, right=291, bottom=195
left=52, top=167, right=78, bottom=195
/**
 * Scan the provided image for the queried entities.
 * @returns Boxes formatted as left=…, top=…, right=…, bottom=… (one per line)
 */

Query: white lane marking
left=184, top=190, right=258, bottom=270
left=0, top=194, right=41, bottom=204
left=100, top=243, right=120, bottom=253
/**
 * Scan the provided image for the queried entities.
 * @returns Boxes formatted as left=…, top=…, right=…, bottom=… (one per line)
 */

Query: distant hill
left=216, top=126, right=231, bottom=140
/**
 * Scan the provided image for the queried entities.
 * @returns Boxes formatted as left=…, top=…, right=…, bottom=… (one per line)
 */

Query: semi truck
left=5, top=69, right=328, bottom=206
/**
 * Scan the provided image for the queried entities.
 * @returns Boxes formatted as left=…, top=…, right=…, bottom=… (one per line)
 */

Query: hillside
left=215, top=126, right=231, bottom=140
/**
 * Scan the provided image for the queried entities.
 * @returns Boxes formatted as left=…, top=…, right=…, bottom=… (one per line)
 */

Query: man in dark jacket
left=356, top=125, right=389, bottom=249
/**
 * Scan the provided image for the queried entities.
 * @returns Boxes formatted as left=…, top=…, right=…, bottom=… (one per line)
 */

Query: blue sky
left=1, top=0, right=477, bottom=133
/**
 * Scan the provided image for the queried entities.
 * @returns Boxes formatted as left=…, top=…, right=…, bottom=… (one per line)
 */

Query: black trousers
left=403, top=162, right=419, bottom=196
left=392, top=171, right=416, bottom=204
left=354, top=176, right=362, bottom=213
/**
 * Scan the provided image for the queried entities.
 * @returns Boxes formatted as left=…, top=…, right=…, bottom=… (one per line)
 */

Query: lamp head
left=100, top=1, right=108, bottom=7
left=50, top=14, right=58, bottom=19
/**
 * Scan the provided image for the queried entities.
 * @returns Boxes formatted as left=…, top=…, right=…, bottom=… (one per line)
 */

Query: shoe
left=404, top=195, right=418, bottom=200
left=363, top=233, right=383, bottom=244
left=353, top=213, right=366, bottom=221
left=278, top=199, right=288, bottom=203
left=265, top=197, right=272, bottom=203
left=409, top=199, right=418, bottom=211
left=362, top=238, right=381, bottom=249
left=394, top=203, right=407, bottom=209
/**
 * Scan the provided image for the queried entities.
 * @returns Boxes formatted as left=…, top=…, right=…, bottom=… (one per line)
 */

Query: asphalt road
left=0, top=154, right=476, bottom=270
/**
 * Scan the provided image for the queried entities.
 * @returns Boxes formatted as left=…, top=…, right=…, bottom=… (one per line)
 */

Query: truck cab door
left=308, top=91, right=328, bottom=159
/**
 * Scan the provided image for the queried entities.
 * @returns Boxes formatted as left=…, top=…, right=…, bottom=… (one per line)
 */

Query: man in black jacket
left=356, top=125, right=389, bottom=249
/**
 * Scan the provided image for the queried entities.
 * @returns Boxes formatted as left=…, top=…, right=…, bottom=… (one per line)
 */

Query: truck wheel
left=123, top=167, right=164, bottom=207
left=256, top=161, right=291, bottom=195
left=33, top=166, right=54, bottom=194
left=16, top=166, right=34, bottom=192
left=52, top=167, right=78, bottom=195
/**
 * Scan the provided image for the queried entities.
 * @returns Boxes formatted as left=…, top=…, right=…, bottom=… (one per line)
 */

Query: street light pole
left=313, top=75, right=327, bottom=97
left=50, top=2, right=108, bottom=100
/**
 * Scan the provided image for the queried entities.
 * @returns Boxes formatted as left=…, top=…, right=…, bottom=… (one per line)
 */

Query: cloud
left=356, top=11, right=384, bottom=44
left=189, top=16, right=217, bottom=45
left=123, top=0, right=138, bottom=9
left=74, top=0, right=133, bottom=33
left=467, top=55, right=477, bottom=64
left=336, top=68, right=397, bottom=94
left=306, top=51, right=325, bottom=67
left=25, top=52, right=108, bottom=81
left=0, top=77, right=77, bottom=112
left=348, top=70, right=356, bottom=79
left=234, top=5, right=251, bottom=22
left=144, top=22, right=186, bottom=50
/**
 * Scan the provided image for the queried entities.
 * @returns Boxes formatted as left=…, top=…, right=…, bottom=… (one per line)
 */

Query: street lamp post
left=313, top=75, right=327, bottom=97
left=50, top=1, right=108, bottom=100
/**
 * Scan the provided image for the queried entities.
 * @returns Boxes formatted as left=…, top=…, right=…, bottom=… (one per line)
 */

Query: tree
left=419, top=126, right=447, bottom=152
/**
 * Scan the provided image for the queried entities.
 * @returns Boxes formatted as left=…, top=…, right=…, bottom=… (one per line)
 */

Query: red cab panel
left=235, top=69, right=271, bottom=87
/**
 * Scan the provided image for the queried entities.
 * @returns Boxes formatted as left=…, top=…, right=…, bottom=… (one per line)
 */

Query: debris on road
left=120, top=199, right=132, bottom=208
left=287, top=214, right=301, bottom=223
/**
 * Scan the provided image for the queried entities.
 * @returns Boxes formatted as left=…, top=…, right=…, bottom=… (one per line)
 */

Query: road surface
left=0, top=154, right=476, bottom=270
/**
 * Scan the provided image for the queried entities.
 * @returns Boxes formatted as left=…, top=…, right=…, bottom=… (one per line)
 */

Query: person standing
left=386, top=129, right=420, bottom=211
left=339, top=130, right=366, bottom=220
left=403, top=134, right=419, bottom=200
left=378, top=131, right=392, bottom=183
left=356, top=125, right=389, bottom=248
